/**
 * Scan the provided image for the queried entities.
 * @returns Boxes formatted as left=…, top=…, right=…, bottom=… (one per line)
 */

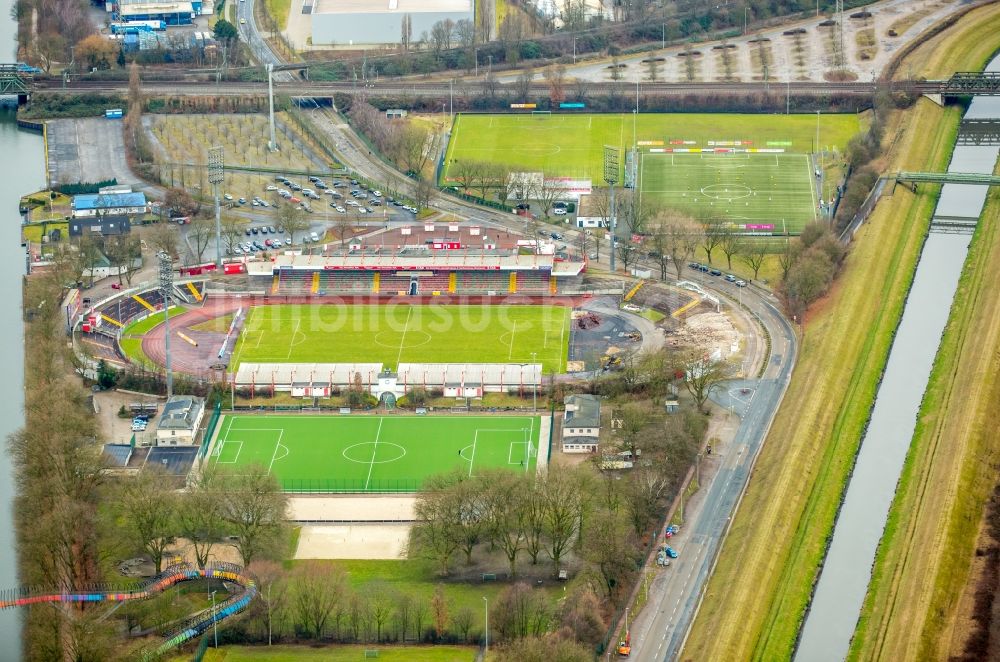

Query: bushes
left=778, top=223, right=847, bottom=318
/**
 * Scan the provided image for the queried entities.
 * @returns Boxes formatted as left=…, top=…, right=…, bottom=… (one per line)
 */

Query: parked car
left=310, top=231, right=320, bottom=242
left=553, top=208, right=567, bottom=216
left=223, top=193, right=233, bottom=201
left=266, top=184, right=278, bottom=191
left=709, top=268, right=722, bottom=277
left=736, top=280, right=747, bottom=287
left=238, top=197, right=246, bottom=205
left=665, top=546, right=678, bottom=559
left=724, top=274, right=737, bottom=282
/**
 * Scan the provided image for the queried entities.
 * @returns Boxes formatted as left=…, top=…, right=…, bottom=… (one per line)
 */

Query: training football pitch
left=231, top=303, right=570, bottom=372
left=640, top=152, right=817, bottom=230
left=443, top=112, right=860, bottom=182
left=212, top=414, right=544, bottom=492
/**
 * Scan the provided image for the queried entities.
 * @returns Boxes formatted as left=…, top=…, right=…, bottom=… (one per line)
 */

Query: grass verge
left=194, top=644, right=477, bottom=661
left=847, top=170, right=1000, bottom=660
left=891, top=2, right=1000, bottom=79
left=681, top=98, right=962, bottom=660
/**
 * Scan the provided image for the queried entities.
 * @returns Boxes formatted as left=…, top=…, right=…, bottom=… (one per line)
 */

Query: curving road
left=229, top=10, right=801, bottom=662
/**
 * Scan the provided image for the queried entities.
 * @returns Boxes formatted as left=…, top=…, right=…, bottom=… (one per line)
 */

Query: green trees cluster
left=777, top=223, right=847, bottom=318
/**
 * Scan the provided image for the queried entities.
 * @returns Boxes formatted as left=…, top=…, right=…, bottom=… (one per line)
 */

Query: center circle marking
left=700, top=183, right=752, bottom=201
left=372, top=330, right=432, bottom=349
left=342, top=442, right=407, bottom=464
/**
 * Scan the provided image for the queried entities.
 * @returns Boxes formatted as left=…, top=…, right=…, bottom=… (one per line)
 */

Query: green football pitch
left=212, top=414, right=544, bottom=492
left=231, top=303, right=570, bottom=372
left=640, top=152, right=817, bottom=230
left=443, top=112, right=861, bottom=182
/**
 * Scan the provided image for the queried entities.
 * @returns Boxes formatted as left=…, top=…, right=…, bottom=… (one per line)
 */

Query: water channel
left=0, top=1, right=43, bottom=658
left=795, top=55, right=1000, bottom=661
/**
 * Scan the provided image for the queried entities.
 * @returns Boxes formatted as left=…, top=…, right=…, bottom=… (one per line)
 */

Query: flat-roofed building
left=311, top=0, right=473, bottom=47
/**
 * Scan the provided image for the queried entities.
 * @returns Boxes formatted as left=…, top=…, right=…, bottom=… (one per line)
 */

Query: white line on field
left=364, top=417, right=384, bottom=491
left=395, top=308, right=413, bottom=367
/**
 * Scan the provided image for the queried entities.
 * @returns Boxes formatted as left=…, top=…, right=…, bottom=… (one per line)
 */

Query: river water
left=0, top=1, right=42, bottom=658
left=795, top=56, right=1000, bottom=661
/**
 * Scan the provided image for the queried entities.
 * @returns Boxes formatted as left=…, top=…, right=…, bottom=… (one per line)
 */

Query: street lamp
left=483, top=597, right=489, bottom=653
left=573, top=37, right=578, bottom=64
left=744, top=6, right=750, bottom=34
left=211, top=590, right=219, bottom=648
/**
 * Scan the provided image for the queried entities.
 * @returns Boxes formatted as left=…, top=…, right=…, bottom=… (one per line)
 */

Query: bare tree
left=103, top=234, right=141, bottom=287
left=718, top=225, right=742, bottom=270
left=680, top=350, right=732, bottom=412
left=278, top=205, right=309, bottom=244
left=187, top=217, right=215, bottom=263
left=414, top=177, right=437, bottom=211
left=431, top=584, right=450, bottom=641
left=644, top=57, right=662, bottom=81
left=543, top=64, right=567, bottom=105
left=616, top=239, right=638, bottom=273
left=147, top=222, right=180, bottom=258
left=249, top=560, right=287, bottom=646
left=654, top=213, right=703, bottom=280
left=292, top=563, right=347, bottom=639
left=219, top=465, right=289, bottom=566
left=118, top=469, right=178, bottom=573
left=536, top=180, right=563, bottom=218
left=177, top=468, right=226, bottom=568
left=332, top=216, right=354, bottom=247
left=400, top=13, right=413, bottom=52
left=369, top=581, right=397, bottom=642
left=776, top=237, right=795, bottom=280
left=514, top=66, right=534, bottom=101
left=221, top=215, right=247, bottom=253
left=617, top=189, right=649, bottom=236
left=700, top=218, right=725, bottom=265
left=739, top=239, right=769, bottom=279
left=452, top=160, right=481, bottom=193
left=452, top=606, right=475, bottom=642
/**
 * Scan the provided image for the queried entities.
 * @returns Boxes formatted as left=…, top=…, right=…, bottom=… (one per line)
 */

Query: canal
left=0, top=0, right=44, bottom=658
left=795, top=55, right=1000, bottom=661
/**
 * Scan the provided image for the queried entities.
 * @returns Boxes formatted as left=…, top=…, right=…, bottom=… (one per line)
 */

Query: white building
left=233, top=363, right=384, bottom=397
left=311, top=0, right=474, bottom=47
left=155, top=395, right=206, bottom=445
left=562, top=393, right=601, bottom=453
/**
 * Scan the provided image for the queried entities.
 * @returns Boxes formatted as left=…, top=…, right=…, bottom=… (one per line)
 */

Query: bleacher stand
left=317, top=272, right=373, bottom=294
left=97, top=288, right=166, bottom=326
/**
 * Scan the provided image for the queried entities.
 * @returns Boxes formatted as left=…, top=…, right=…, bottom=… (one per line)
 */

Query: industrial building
left=310, top=0, right=474, bottom=47
left=107, top=0, right=203, bottom=25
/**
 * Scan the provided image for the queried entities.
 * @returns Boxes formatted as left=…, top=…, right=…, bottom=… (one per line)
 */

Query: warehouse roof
left=119, top=2, right=194, bottom=15
left=314, top=0, right=471, bottom=15
left=397, top=363, right=542, bottom=386
left=73, top=192, right=147, bottom=211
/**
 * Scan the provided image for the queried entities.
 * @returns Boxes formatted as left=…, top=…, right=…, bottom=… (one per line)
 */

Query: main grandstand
left=248, top=230, right=585, bottom=296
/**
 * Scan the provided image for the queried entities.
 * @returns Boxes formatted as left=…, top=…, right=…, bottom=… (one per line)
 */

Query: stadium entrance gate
left=409, top=278, right=418, bottom=296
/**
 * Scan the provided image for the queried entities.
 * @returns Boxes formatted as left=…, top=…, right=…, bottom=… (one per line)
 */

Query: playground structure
left=0, top=562, right=256, bottom=659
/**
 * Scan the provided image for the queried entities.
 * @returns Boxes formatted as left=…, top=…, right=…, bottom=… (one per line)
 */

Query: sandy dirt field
left=288, top=495, right=417, bottom=521
left=295, top=523, right=412, bottom=560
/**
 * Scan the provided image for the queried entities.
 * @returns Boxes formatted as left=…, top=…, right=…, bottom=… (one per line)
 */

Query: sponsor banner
left=649, top=148, right=666, bottom=153
left=669, top=140, right=698, bottom=145
left=559, top=102, right=586, bottom=109
left=756, top=148, right=786, bottom=153
left=744, top=224, right=775, bottom=230
left=510, top=103, right=537, bottom=109
left=638, top=140, right=664, bottom=146
left=545, top=177, right=593, bottom=195
left=766, top=141, right=793, bottom=146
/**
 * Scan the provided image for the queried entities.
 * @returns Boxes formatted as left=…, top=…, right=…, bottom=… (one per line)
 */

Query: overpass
left=894, top=171, right=1000, bottom=186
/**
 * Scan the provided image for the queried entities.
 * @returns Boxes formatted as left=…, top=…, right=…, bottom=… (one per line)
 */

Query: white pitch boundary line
left=468, top=430, right=479, bottom=477
left=507, top=320, right=518, bottom=360
left=214, top=415, right=236, bottom=457
left=266, top=430, right=286, bottom=475
left=805, top=154, right=818, bottom=222
left=395, top=308, right=413, bottom=367
left=286, top=318, right=301, bottom=359
left=364, top=417, right=385, bottom=490
left=216, top=440, right=244, bottom=464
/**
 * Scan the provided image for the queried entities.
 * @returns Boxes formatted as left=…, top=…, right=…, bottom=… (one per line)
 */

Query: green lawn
left=640, top=152, right=817, bottom=232
left=120, top=305, right=185, bottom=337
left=196, top=644, right=476, bottom=662
left=231, top=304, right=570, bottom=372
left=443, top=112, right=860, bottom=182
left=212, top=414, right=542, bottom=492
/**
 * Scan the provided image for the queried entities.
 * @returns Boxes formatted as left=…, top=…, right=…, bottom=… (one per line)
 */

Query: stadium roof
left=234, top=363, right=384, bottom=386
left=249, top=253, right=584, bottom=276
left=398, top=363, right=542, bottom=387
left=73, top=192, right=147, bottom=211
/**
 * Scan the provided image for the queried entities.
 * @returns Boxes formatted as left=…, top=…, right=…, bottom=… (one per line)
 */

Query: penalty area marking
left=216, top=440, right=244, bottom=464
left=267, top=431, right=288, bottom=475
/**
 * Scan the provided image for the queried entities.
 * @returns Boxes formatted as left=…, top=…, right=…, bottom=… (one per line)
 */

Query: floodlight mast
left=158, top=251, right=174, bottom=398
left=208, top=146, right=224, bottom=269
left=604, top=145, right=620, bottom=272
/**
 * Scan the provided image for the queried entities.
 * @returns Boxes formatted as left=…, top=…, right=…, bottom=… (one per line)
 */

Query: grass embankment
left=194, top=644, right=476, bottom=661
left=888, top=1, right=1000, bottom=80
left=682, top=98, right=962, bottom=660
left=264, top=0, right=291, bottom=30
left=847, top=174, right=1000, bottom=659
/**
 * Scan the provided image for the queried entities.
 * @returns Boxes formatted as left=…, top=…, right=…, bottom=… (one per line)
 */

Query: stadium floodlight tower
left=208, top=146, right=224, bottom=269
left=604, top=145, right=620, bottom=272
left=158, top=251, right=174, bottom=398
left=267, top=63, right=278, bottom=152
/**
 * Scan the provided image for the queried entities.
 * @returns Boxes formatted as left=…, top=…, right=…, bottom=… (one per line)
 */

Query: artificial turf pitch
left=231, top=303, right=570, bottom=372
left=640, top=152, right=818, bottom=229
left=212, top=415, right=543, bottom=492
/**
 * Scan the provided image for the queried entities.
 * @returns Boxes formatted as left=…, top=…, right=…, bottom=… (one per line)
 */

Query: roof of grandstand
left=246, top=253, right=584, bottom=276
left=234, top=363, right=385, bottom=385
left=398, top=363, right=542, bottom=386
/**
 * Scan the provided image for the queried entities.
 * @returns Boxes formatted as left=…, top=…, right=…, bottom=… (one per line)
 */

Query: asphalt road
left=230, top=16, right=801, bottom=659
left=627, top=278, right=797, bottom=662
